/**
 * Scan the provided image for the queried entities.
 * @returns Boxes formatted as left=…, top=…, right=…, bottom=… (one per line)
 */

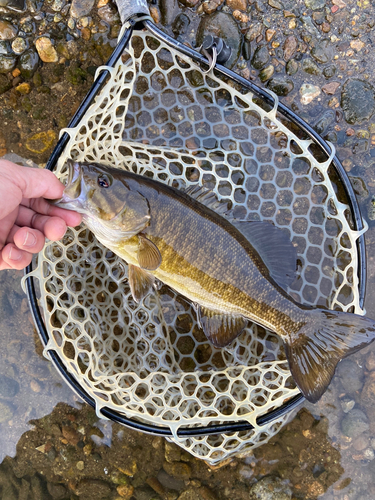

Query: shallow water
left=2, top=0, right=375, bottom=498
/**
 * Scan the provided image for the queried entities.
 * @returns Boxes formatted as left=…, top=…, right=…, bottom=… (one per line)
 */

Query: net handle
left=114, top=0, right=150, bottom=23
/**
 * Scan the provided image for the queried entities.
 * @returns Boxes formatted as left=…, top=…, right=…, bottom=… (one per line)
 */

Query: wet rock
left=249, top=476, right=292, bottom=500
left=311, top=39, right=331, bottom=63
left=25, top=130, right=56, bottom=154
left=163, top=461, right=191, bottom=480
left=337, top=359, right=364, bottom=395
left=0, top=374, right=19, bottom=398
left=283, top=35, right=297, bottom=61
left=323, top=64, right=336, bottom=79
left=196, top=11, right=241, bottom=69
left=172, top=13, right=190, bottom=36
left=286, top=59, right=298, bottom=75
left=70, top=0, right=95, bottom=18
left=341, top=409, right=369, bottom=438
left=314, top=110, right=335, bottom=136
left=62, top=425, right=80, bottom=445
left=227, top=0, right=246, bottom=8
left=302, top=58, right=321, bottom=75
left=0, top=41, right=9, bottom=55
left=267, top=77, right=294, bottom=96
left=11, top=37, right=27, bottom=54
left=0, top=55, right=16, bottom=74
left=117, top=484, right=135, bottom=499
left=97, top=4, right=120, bottom=23
left=251, top=45, right=270, bottom=69
left=341, top=79, right=375, bottom=124
left=268, top=0, right=283, bottom=9
left=322, top=81, right=340, bottom=94
left=340, top=398, right=355, bottom=413
left=0, top=74, right=11, bottom=94
left=0, top=401, right=13, bottom=423
left=160, top=0, right=180, bottom=26
left=177, top=489, right=201, bottom=500
left=251, top=46, right=269, bottom=70
left=76, top=479, right=112, bottom=499
left=157, top=469, right=185, bottom=491
left=35, top=37, right=58, bottom=63
left=47, top=482, right=68, bottom=499
left=0, top=0, right=25, bottom=10
left=300, top=83, right=320, bottom=104
left=165, top=441, right=181, bottom=463
left=0, top=21, right=18, bottom=40
left=361, top=371, right=375, bottom=409
left=18, top=48, right=39, bottom=79
left=259, top=64, right=274, bottom=82
left=304, top=0, right=325, bottom=9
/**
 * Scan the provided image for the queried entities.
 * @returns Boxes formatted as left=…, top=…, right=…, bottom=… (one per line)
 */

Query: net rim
left=24, top=19, right=366, bottom=436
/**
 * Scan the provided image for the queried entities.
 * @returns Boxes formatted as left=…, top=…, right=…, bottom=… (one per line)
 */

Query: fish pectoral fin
left=137, top=234, right=162, bottom=271
left=128, top=264, right=155, bottom=302
left=197, top=306, right=247, bottom=348
left=232, top=220, right=297, bottom=291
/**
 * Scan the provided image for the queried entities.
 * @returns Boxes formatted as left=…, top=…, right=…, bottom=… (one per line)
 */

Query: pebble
left=70, top=0, right=95, bottom=18
left=0, top=55, right=16, bottom=74
left=35, top=37, right=58, bottom=63
left=251, top=46, right=269, bottom=69
left=30, top=378, right=41, bottom=391
left=11, top=36, right=27, bottom=54
left=341, top=409, right=369, bottom=438
left=286, top=59, right=298, bottom=75
left=26, top=130, right=56, bottom=153
left=18, top=48, right=39, bottom=78
left=341, top=79, right=375, bottom=124
left=163, top=462, right=191, bottom=480
left=259, top=64, right=274, bottom=82
left=314, top=109, right=335, bottom=136
left=340, top=397, right=355, bottom=413
left=62, top=426, right=81, bottom=446
left=305, top=0, right=325, bottom=8
left=337, top=359, right=364, bottom=395
left=311, top=39, right=331, bottom=63
left=249, top=476, right=292, bottom=500
left=268, top=0, right=283, bottom=9
left=300, top=83, right=321, bottom=104
left=265, top=29, right=276, bottom=42
left=0, top=20, right=18, bottom=40
left=323, top=64, right=336, bottom=79
left=227, top=0, right=246, bottom=9
left=157, top=469, right=185, bottom=491
left=0, top=74, right=12, bottom=94
left=302, top=58, right=322, bottom=75
left=172, top=13, right=190, bottom=36
left=322, top=81, right=340, bottom=94
left=117, top=484, right=134, bottom=499
left=352, top=434, right=369, bottom=451
left=97, top=4, right=120, bottom=23
left=76, top=460, right=85, bottom=470
left=267, top=76, right=294, bottom=96
left=283, top=35, right=297, bottom=61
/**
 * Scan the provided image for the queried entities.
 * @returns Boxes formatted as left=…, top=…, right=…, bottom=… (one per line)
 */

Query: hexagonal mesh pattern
left=25, top=27, right=364, bottom=464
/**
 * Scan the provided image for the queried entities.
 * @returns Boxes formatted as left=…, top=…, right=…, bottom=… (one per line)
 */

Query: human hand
left=0, top=159, right=82, bottom=271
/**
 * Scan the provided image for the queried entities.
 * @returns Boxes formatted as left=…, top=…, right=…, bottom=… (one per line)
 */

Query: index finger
left=23, top=197, right=82, bottom=227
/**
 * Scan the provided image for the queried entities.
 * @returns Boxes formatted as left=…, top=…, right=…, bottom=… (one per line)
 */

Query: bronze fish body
left=56, top=161, right=375, bottom=403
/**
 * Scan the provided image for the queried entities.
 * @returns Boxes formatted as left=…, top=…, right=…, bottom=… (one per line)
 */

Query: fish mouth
left=54, top=160, right=85, bottom=210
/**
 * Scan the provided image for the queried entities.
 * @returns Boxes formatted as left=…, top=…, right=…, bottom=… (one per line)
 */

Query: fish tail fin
left=284, top=309, right=375, bottom=403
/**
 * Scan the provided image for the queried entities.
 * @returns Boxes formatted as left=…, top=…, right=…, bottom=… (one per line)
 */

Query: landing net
left=24, top=26, right=365, bottom=464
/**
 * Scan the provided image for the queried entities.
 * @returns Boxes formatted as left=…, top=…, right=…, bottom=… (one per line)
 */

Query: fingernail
left=23, top=231, right=36, bottom=248
left=9, top=247, right=22, bottom=261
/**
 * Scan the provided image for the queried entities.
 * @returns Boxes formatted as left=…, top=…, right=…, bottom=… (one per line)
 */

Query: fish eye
left=98, top=175, right=110, bottom=188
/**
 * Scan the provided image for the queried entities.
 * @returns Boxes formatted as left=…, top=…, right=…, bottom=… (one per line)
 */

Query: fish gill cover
left=24, top=28, right=365, bottom=464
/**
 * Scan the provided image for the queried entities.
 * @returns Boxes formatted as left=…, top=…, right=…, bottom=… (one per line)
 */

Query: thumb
left=0, top=160, right=65, bottom=200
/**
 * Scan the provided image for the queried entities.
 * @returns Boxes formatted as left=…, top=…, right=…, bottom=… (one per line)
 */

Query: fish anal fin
left=138, top=234, right=162, bottom=271
left=232, top=220, right=297, bottom=291
left=197, top=306, right=247, bottom=348
left=285, top=309, right=375, bottom=403
left=128, top=264, right=155, bottom=302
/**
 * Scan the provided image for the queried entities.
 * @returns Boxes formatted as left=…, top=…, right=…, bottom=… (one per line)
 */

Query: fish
left=55, top=160, right=375, bottom=403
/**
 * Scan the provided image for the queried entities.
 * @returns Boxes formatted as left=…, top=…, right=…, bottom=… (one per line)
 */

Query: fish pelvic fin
left=284, top=309, right=375, bottom=403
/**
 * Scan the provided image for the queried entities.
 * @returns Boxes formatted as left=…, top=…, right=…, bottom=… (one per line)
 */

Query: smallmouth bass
left=56, top=161, right=375, bottom=403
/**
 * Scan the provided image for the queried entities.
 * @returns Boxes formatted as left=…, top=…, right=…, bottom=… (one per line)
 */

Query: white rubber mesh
left=24, top=27, right=365, bottom=464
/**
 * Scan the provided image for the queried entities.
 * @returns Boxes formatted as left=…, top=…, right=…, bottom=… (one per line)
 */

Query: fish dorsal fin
left=137, top=234, right=162, bottom=271
left=184, top=185, right=229, bottom=216
left=232, top=221, right=297, bottom=291
left=197, top=307, right=247, bottom=348
left=128, top=264, right=155, bottom=303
